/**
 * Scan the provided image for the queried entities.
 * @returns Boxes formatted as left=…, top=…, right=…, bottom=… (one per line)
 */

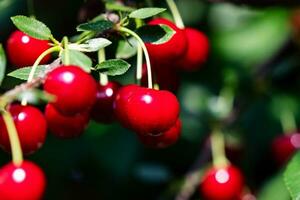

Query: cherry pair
left=114, top=85, right=181, bottom=148
left=200, top=165, right=244, bottom=200
left=146, top=18, right=209, bottom=71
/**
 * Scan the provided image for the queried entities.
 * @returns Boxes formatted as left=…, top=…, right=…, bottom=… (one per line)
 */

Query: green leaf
left=7, top=65, right=47, bottom=80
left=0, top=44, right=6, bottom=85
left=69, top=38, right=112, bottom=52
left=116, top=38, right=137, bottom=59
left=105, top=2, right=135, bottom=12
left=129, top=7, right=166, bottom=19
left=95, top=59, right=131, bottom=76
left=136, top=24, right=175, bottom=44
left=61, top=50, right=92, bottom=73
left=11, top=15, right=52, bottom=40
left=284, top=152, right=300, bottom=200
left=76, top=20, right=114, bottom=32
left=258, top=172, right=290, bottom=200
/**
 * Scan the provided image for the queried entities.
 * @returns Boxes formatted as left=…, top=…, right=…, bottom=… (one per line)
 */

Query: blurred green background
left=1, top=0, right=300, bottom=199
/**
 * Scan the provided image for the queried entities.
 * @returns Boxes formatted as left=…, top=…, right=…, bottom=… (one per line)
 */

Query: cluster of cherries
left=0, top=26, right=184, bottom=199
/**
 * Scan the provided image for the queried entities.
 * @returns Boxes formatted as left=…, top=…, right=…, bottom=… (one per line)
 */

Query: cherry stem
left=280, top=109, right=297, bottom=134
left=136, top=44, right=143, bottom=85
left=210, top=127, right=229, bottom=168
left=118, top=26, right=153, bottom=89
left=165, top=0, right=185, bottom=29
left=98, top=48, right=108, bottom=86
left=62, top=37, right=70, bottom=65
left=21, top=46, right=61, bottom=105
left=1, top=110, right=23, bottom=166
left=27, top=0, right=35, bottom=18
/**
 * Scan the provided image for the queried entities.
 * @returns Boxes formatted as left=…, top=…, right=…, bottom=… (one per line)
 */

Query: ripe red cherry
left=0, top=161, right=46, bottom=200
left=114, top=85, right=180, bottom=134
left=271, top=133, right=300, bottom=165
left=200, top=165, right=244, bottom=200
left=6, top=30, right=51, bottom=68
left=138, top=119, right=181, bottom=148
left=141, top=63, right=180, bottom=94
left=91, top=81, right=121, bottom=123
left=45, top=104, right=90, bottom=139
left=177, top=28, right=209, bottom=71
left=145, top=18, right=187, bottom=63
left=44, top=65, right=97, bottom=115
left=0, top=105, right=47, bottom=155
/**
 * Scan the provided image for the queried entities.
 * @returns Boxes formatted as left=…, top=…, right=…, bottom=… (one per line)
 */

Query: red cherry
left=6, top=30, right=51, bottom=68
left=44, top=65, right=97, bottom=115
left=0, top=161, right=46, bottom=200
left=271, top=133, right=300, bottom=165
left=141, top=63, right=180, bottom=93
left=145, top=18, right=187, bottom=63
left=91, top=81, right=122, bottom=123
left=138, top=119, right=181, bottom=148
left=177, top=28, right=209, bottom=71
left=0, top=105, right=47, bottom=155
left=114, top=85, right=180, bottom=134
left=45, top=104, right=90, bottom=139
left=200, top=165, right=244, bottom=200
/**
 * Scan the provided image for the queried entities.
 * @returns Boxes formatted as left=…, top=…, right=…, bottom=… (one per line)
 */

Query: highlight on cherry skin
left=6, top=30, right=51, bottom=68
left=200, top=165, right=244, bottom=200
left=91, top=81, right=122, bottom=124
left=0, top=104, right=47, bottom=155
left=44, top=65, right=97, bottom=116
left=0, top=161, right=46, bottom=200
left=114, top=85, right=180, bottom=135
left=45, top=104, right=90, bottom=139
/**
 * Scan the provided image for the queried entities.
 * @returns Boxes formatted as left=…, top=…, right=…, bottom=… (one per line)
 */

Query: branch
left=0, top=58, right=61, bottom=104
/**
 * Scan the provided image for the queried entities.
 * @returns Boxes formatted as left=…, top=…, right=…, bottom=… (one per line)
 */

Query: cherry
left=177, top=28, right=209, bottom=71
left=141, top=63, right=180, bottom=93
left=145, top=18, right=187, bottom=63
left=0, top=104, right=47, bottom=155
left=114, top=85, right=180, bottom=134
left=0, top=161, right=46, bottom=200
left=45, top=104, right=90, bottom=139
left=200, top=165, right=244, bottom=200
left=271, top=133, right=300, bottom=165
left=44, top=65, right=97, bottom=115
left=6, top=30, right=51, bottom=68
left=91, top=81, right=121, bottom=123
left=138, top=119, right=181, bottom=148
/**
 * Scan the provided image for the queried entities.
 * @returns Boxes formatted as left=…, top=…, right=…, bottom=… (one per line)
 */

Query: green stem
left=21, top=46, right=61, bottom=105
left=118, top=26, right=153, bottom=89
left=76, top=31, right=95, bottom=44
left=63, top=37, right=70, bottom=65
left=210, top=128, right=229, bottom=168
left=27, top=0, right=35, bottom=18
left=165, top=0, right=185, bottom=29
left=136, top=44, right=143, bottom=86
left=98, top=49, right=108, bottom=86
left=50, top=35, right=60, bottom=46
left=280, top=109, right=297, bottom=134
left=1, top=110, right=23, bottom=166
